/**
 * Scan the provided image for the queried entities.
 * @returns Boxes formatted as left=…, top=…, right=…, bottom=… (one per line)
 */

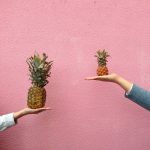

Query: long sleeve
left=0, top=113, right=16, bottom=131
left=125, top=84, right=150, bottom=111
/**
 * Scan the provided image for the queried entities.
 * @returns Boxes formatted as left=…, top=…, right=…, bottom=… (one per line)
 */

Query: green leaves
left=26, top=52, right=53, bottom=87
left=95, top=49, right=110, bottom=66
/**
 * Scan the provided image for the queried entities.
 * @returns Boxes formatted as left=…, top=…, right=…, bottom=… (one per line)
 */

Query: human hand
left=85, top=73, right=119, bottom=83
left=22, top=107, right=51, bottom=115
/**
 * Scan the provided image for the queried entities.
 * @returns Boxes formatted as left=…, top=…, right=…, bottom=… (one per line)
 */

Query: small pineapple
left=26, top=52, right=53, bottom=109
left=95, top=49, right=110, bottom=76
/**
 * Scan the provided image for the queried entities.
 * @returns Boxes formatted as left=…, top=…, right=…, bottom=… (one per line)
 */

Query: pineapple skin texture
left=27, top=86, right=46, bottom=109
left=97, top=66, right=109, bottom=76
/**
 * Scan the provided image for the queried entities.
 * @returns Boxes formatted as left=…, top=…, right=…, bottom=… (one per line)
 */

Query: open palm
left=85, top=73, right=118, bottom=82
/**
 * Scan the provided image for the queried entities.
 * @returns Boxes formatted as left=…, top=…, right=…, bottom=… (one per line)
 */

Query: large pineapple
left=26, top=53, right=53, bottom=109
left=95, top=49, right=110, bottom=76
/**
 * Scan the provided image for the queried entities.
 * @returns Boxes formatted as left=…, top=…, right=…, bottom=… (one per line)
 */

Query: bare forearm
left=114, top=75, right=133, bottom=92
left=13, top=109, right=27, bottom=120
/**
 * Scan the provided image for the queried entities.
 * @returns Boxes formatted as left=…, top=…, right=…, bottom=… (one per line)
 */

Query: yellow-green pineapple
left=26, top=53, right=53, bottom=109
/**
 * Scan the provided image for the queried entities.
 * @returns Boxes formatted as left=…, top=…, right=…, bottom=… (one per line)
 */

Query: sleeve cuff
left=125, top=84, right=133, bottom=96
left=0, top=113, right=16, bottom=131
left=124, top=84, right=150, bottom=111
left=4, top=113, right=16, bottom=126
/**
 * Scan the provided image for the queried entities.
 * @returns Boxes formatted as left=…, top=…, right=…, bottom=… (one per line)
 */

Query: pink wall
left=0, top=0, right=150, bottom=150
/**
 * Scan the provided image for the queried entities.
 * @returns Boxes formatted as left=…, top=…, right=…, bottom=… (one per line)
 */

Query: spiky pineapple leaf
left=27, top=52, right=53, bottom=87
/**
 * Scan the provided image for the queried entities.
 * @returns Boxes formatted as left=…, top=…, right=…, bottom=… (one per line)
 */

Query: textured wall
left=0, top=0, right=150, bottom=150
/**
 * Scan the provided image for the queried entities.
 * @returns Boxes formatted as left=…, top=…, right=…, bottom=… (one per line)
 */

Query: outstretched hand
left=85, top=73, right=118, bottom=82
left=22, top=107, right=51, bottom=115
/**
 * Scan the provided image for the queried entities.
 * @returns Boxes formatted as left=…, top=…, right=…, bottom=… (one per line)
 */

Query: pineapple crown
left=95, top=49, right=110, bottom=66
left=26, top=52, right=53, bottom=87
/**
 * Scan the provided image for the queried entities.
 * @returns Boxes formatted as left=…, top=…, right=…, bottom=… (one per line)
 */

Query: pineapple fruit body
left=27, top=86, right=46, bottom=109
left=97, top=66, right=108, bottom=76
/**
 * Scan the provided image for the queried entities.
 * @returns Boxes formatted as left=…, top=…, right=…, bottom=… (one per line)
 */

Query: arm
left=85, top=73, right=150, bottom=111
left=0, top=107, right=50, bottom=131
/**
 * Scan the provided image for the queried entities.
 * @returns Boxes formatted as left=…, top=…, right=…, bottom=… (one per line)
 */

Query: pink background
left=0, top=0, right=150, bottom=150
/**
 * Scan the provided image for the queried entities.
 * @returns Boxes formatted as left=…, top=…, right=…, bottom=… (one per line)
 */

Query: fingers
left=29, top=107, right=51, bottom=114
left=38, top=107, right=51, bottom=110
left=26, top=107, right=52, bottom=113
left=85, top=76, right=106, bottom=80
left=85, top=76, right=100, bottom=80
left=34, top=107, right=52, bottom=112
left=26, top=107, right=51, bottom=110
